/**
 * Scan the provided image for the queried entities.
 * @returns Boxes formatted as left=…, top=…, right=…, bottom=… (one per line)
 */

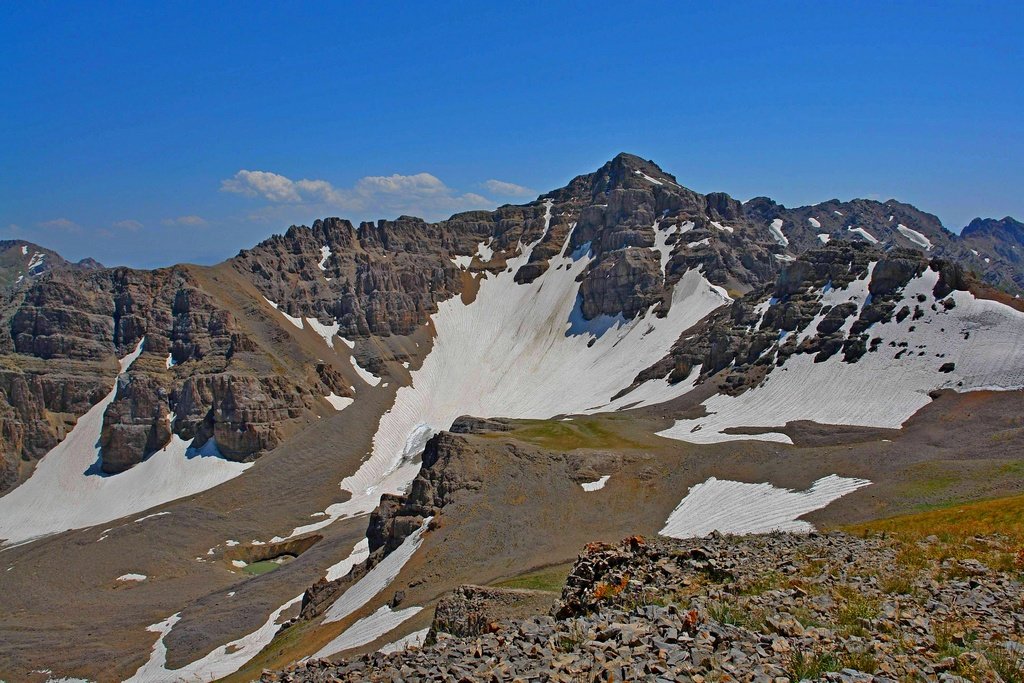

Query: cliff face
left=0, top=263, right=335, bottom=488
left=1, top=153, right=1022, bottom=491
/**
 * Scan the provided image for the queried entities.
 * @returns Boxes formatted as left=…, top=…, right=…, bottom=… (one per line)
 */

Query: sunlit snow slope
left=0, top=341, right=253, bottom=546
left=658, top=266, right=1024, bottom=444
left=296, top=205, right=732, bottom=535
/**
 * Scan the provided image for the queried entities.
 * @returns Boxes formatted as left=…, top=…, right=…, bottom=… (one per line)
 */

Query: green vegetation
left=493, top=563, right=572, bottom=593
left=492, top=417, right=643, bottom=451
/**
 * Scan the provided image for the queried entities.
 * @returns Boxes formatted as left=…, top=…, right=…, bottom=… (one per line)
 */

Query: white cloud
left=112, top=219, right=143, bottom=231
left=221, top=170, right=303, bottom=202
left=221, top=169, right=496, bottom=221
left=162, top=215, right=207, bottom=226
left=38, top=218, right=81, bottom=232
left=483, top=179, right=535, bottom=197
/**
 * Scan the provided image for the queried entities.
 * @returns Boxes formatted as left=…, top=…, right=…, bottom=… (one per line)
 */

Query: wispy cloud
left=221, top=169, right=495, bottom=221
left=112, top=219, right=143, bottom=231
left=38, top=217, right=81, bottom=232
left=483, top=179, right=535, bottom=197
left=161, top=215, right=207, bottom=226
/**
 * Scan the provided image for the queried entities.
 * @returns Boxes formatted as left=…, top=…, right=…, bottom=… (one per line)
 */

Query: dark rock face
left=449, top=416, right=512, bottom=434
left=0, top=263, right=334, bottom=489
left=630, top=242, right=985, bottom=399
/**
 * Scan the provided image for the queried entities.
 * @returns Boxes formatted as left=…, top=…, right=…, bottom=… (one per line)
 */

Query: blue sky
left=2, top=2, right=1021, bottom=268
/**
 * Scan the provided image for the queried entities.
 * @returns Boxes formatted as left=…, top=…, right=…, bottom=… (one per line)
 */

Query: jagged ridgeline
left=1, top=153, right=1024, bottom=681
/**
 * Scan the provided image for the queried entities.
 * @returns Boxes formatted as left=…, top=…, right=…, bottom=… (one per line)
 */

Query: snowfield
left=659, top=475, right=872, bottom=538
left=0, top=341, right=252, bottom=546
left=291, top=199, right=731, bottom=538
left=658, top=266, right=1024, bottom=444
left=314, top=605, right=423, bottom=660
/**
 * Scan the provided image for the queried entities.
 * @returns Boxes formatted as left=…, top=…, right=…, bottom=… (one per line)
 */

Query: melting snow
left=306, top=318, right=341, bottom=349
left=817, top=233, right=831, bottom=244
left=27, top=252, right=46, bottom=272
left=125, top=595, right=303, bottom=682
left=322, top=519, right=431, bottom=624
left=833, top=210, right=844, bottom=216
left=633, top=170, right=663, bottom=185
left=971, top=249, right=979, bottom=256
left=117, top=573, right=147, bottom=582
left=264, top=297, right=303, bottom=329
left=649, top=220, right=677, bottom=274
left=897, top=224, right=933, bottom=251
left=314, top=605, right=423, bottom=660
left=20, top=245, right=27, bottom=255
left=808, top=217, right=821, bottom=228
left=318, top=245, right=331, bottom=271
left=580, top=475, right=610, bottom=492
left=774, top=254, right=796, bottom=262
left=847, top=227, right=879, bottom=244
left=658, top=267, right=1024, bottom=444
left=768, top=219, right=789, bottom=247
left=349, top=355, right=382, bottom=387
left=477, top=239, right=494, bottom=262
left=0, top=341, right=252, bottom=546
left=325, top=538, right=370, bottom=581
left=379, top=628, right=429, bottom=654
left=165, top=353, right=175, bottom=369
left=687, top=238, right=710, bottom=249
left=325, top=393, right=354, bottom=411
left=659, top=475, right=872, bottom=538
left=710, top=221, right=734, bottom=234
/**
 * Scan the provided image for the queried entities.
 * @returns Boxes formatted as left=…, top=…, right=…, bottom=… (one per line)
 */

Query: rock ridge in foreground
left=264, top=531, right=1024, bottom=683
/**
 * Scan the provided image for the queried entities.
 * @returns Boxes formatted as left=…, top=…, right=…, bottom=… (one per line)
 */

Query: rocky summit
left=2, top=153, right=1024, bottom=682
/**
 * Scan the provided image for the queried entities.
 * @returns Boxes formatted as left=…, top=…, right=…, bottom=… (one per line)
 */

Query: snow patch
left=350, top=355, right=382, bottom=387
left=580, top=475, right=610, bottom=492
left=477, top=239, right=494, bottom=263
left=687, top=238, right=710, bottom=249
left=896, top=224, right=933, bottom=251
left=306, top=317, right=341, bottom=349
left=808, top=217, right=821, bottom=228
left=710, top=221, right=734, bottom=234
left=660, top=475, right=872, bottom=538
left=817, top=233, right=831, bottom=244
left=847, top=227, right=879, bottom=244
left=264, top=297, right=303, bottom=329
left=633, top=170, right=663, bottom=185
left=450, top=255, right=473, bottom=269
left=0, top=341, right=252, bottom=546
left=314, top=605, right=423, bottom=659
left=325, top=393, right=354, bottom=411
left=325, top=538, right=370, bottom=581
left=768, top=219, right=789, bottom=247
left=117, top=573, right=147, bottom=582
left=323, top=519, right=431, bottom=624
left=378, top=628, right=429, bottom=654
left=318, top=245, right=331, bottom=271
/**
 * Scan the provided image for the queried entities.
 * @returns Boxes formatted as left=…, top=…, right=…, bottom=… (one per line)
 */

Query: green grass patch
left=493, top=563, right=572, bottom=593
left=242, top=560, right=284, bottom=576
left=492, top=417, right=643, bottom=451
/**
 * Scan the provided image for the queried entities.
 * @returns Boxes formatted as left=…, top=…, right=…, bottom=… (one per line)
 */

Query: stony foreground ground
left=263, top=531, right=1024, bottom=682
